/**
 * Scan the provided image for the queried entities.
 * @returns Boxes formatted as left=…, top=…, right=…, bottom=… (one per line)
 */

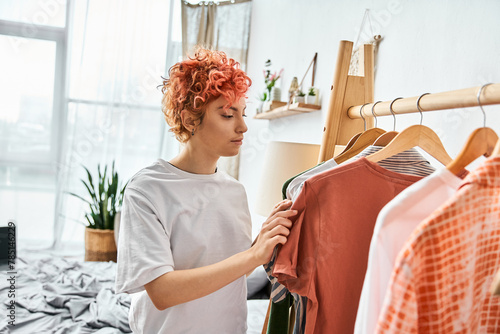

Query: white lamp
left=254, top=141, right=320, bottom=217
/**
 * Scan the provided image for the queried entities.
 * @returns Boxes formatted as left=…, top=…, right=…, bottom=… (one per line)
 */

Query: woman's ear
left=180, top=109, right=197, bottom=132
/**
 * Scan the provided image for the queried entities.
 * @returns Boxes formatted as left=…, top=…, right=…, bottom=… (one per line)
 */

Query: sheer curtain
left=181, top=0, right=252, bottom=179
left=54, top=0, right=181, bottom=250
left=0, top=1, right=69, bottom=250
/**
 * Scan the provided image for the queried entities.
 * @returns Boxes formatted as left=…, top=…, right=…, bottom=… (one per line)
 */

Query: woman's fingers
left=258, top=225, right=290, bottom=263
left=263, top=208, right=297, bottom=226
left=268, top=199, right=293, bottom=217
left=262, top=210, right=297, bottom=231
left=261, top=220, right=292, bottom=247
left=254, top=202, right=298, bottom=263
left=270, top=224, right=291, bottom=238
left=261, top=200, right=294, bottom=230
left=270, top=235, right=288, bottom=248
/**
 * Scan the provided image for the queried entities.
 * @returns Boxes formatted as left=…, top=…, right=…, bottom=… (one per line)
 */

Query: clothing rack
left=347, top=83, right=500, bottom=118
left=263, top=39, right=500, bottom=334
left=318, top=40, right=500, bottom=163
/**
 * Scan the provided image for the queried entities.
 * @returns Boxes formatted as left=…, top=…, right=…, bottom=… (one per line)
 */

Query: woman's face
left=191, top=95, right=248, bottom=158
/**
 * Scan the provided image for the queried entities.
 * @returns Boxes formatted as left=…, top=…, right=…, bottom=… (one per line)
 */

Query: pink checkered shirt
left=377, top=157, right=500, bottom=333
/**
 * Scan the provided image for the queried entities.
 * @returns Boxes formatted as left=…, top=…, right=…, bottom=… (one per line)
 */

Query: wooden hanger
left=493, top=139, right=500, bottom=157
left=446, top=84, right=499, bottom=175
left=371, top=99, right=401, bottom=147
left=337, top=132, right=362, bottom=155
left=334, top=103, right=386, bottom=164
left=335, top=102, right=373, bottom=157
left=372, top=94, right=429, bottom=147
left=366, top=124, right=453, bottom=165
left=373, top=131, right=398, bottom=146
left=366, top=95, right=453, bottom=165
left=490, top=268, right=500, bottom=296
left=334, top=127, right=385, bottom=164
left=446, top=128, right=498, bottom=175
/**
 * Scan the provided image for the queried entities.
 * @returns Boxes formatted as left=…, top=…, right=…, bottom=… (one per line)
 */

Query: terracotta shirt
left=273, top=157, right=422, bottom=334
left=377, top=157, right=500, bottom=333
left=355, top=168, right=464, bottom=334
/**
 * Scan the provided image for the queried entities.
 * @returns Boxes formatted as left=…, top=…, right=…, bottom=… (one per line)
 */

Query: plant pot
left=85, top=227, right=117, bottom=262
left=306, top=94, right=317, bottom=105
left=294, top=95, right=305, bottom=103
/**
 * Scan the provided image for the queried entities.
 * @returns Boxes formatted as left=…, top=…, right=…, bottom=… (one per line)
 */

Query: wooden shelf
left=254, top=102, right=321, bottom=120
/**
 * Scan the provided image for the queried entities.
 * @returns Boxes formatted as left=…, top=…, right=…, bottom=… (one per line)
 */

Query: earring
left=191, top=129, right=195, bottom=136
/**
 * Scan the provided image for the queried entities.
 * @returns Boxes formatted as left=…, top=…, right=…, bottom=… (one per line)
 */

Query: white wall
left=239, top=0, right=500, bottom=231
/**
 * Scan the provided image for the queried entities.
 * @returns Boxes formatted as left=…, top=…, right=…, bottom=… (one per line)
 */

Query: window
left=0, top=0, right=180, bottom=248
left=0, top=1, right=68, bottom=247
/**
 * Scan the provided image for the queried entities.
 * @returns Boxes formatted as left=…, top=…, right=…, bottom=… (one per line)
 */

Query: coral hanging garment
left=355, top=168, right=465, bottom=334
left=377, top=157, right=500, bottom=333
left=273, top=157, right=422, bottom=334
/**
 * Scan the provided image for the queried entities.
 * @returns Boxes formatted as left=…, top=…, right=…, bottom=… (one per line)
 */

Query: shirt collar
left=460, top=156, right=500, bottom=189
left=356, top=146, right=431, bottom=164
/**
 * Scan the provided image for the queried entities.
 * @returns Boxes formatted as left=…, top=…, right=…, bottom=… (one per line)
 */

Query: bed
left=0, top=250, right=269, bottom=333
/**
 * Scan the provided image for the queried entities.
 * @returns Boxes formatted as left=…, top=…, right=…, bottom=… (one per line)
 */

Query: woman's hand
left=250, top=199, right=297, bottom=266
left=145, top=199, right=297, bottom=310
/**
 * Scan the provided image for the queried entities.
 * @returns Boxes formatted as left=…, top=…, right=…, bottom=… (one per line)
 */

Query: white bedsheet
left=0, top=251, right=269, bottom=333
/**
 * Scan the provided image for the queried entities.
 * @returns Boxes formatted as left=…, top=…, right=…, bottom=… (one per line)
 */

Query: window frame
left=0, top=15, right=68, bottom=169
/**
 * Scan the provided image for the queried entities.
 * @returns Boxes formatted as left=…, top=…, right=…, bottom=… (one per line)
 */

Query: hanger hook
left=389, top=97, right=403, bottom=131
left=360, top=103, right=370, bottom=131
left=477, top=83, right=493, bottom=128
left=371, top=101, right=382, bottom=128
left=416, top=93, right=430, bottom=125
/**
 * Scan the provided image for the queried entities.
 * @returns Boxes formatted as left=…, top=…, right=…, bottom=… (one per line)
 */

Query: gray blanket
left=0, top=255, right=131, bottom=334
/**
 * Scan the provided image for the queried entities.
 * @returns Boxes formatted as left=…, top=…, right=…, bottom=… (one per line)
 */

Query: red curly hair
left=161, top=48, right=252, bottom=142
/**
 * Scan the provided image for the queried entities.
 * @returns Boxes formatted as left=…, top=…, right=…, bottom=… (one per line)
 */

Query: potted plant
left=294, top=90, right=306, bottom=103
left=263, top=60, right=283, bottom=102
left=69, top=161, right=128, bottom=262
left=306, top=87, right=318, bottom=105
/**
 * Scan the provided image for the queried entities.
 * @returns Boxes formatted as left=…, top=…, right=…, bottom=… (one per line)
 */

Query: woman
left=115, top=48, right=296, bottom=333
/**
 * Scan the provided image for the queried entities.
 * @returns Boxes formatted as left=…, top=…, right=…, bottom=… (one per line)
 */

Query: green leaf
left=67, top=192, right=93, bottom=206
left=89, top=212, right=102, bottom=229
left=85, top=214, right=95, bottom=228
left=76, top=160, right=129, bottom=230
left=102, top=196, right=109, bottom=230
left=119, top=181, right=128, bottom=207
left=81, top=179, right=97, bottom=205
left=106, top=211, right=113, bottom=230
left=83, top=165, right=97, bottom=199
left=88, top=204, right=102, bottom=229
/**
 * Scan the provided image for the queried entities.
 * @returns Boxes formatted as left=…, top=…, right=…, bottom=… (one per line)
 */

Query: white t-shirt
left=354, top=168, right=463, bottom=334
left=115, top=159, right=252, bottom=334
left=285, top=158, right=337, bottom=201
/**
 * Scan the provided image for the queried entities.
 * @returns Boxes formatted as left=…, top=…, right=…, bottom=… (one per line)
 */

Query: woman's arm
left=144, top=200, right=295, bottom=311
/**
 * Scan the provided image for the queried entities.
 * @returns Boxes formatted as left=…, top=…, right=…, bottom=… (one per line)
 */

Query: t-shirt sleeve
left=115, top=187, right=174, bottom=294
left=272, top=181, right=321, bottom=298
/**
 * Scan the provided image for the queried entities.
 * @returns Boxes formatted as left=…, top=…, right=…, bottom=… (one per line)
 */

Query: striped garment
left=355, top=146, right=436, bottom=177
left=264, top=147, right=435, bottom=334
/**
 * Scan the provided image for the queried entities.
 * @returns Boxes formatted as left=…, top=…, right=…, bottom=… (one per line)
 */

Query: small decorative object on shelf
left=270, top=86, right=281, bottom=102
left=306, top=87, right=319, bottom=105
left=293, top=90, right=306, bottom=103
left=288, top=76, right=299, bottom=104
left=257, top=59, right=284, bottom=114
left=263, top=59, right=283, bottom=101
